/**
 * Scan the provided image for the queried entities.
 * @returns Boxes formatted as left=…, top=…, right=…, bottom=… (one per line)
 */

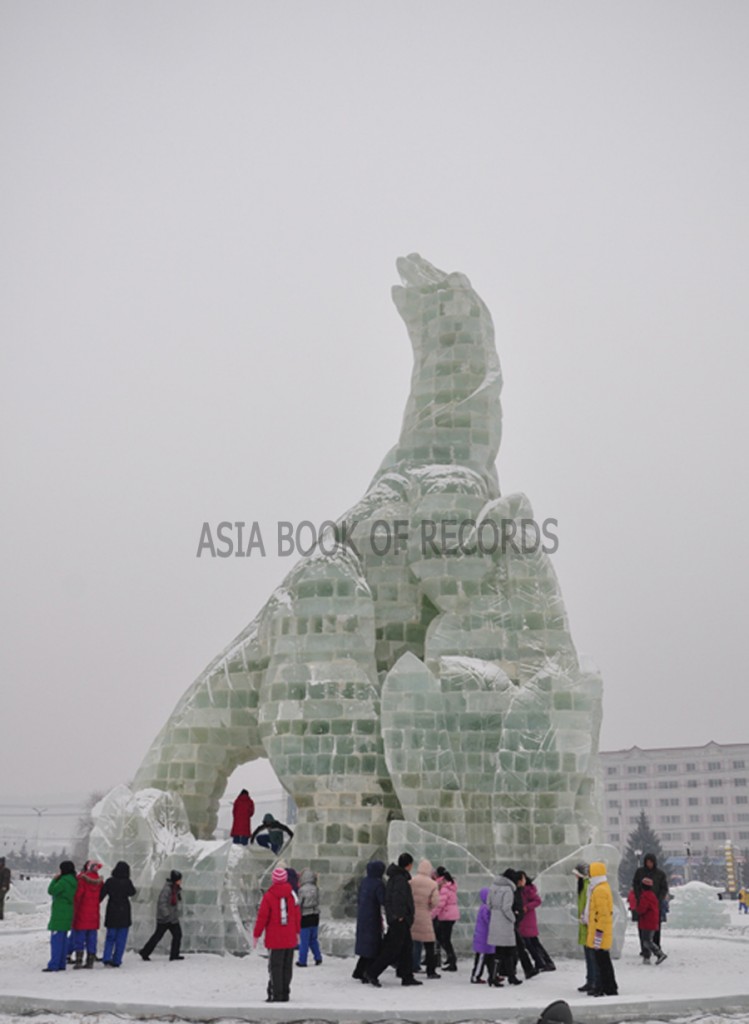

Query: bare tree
left=72, top=790, right=106, bottom=867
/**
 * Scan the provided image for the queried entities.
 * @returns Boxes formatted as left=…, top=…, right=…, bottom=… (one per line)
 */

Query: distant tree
left=72, top=790, right=106, bottom=867
left=693, top=846, right=723, bottom=886
left=618, top=810, right=669, bottom=893
left=7, top=844, right=68, bottom=876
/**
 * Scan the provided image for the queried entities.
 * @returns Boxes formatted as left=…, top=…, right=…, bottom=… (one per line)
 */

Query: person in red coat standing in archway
left=231, top=789, right=255, bottom=845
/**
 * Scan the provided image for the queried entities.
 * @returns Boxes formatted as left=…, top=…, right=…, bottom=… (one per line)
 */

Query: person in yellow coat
left=584, top=861, right=618, bottom=997
left=739, top=886, right=748, bottom=914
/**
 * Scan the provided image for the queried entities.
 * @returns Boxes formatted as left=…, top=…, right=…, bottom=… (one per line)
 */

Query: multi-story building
left=599, top=740, right=749, bottom=863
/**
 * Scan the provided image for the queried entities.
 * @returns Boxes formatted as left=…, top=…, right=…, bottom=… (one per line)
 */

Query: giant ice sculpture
left=91, top=255, right=621, bottom=956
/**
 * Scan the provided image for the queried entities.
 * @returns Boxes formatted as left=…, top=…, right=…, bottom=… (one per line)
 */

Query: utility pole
left=31, top=807, right=47, bottom=860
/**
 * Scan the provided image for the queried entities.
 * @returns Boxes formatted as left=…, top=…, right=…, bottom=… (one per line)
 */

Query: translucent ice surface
left=667, top=881, right=732, bottom=930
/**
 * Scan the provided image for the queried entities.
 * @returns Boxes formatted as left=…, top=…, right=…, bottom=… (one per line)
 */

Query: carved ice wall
left=91, top=255, right=615, bottom=955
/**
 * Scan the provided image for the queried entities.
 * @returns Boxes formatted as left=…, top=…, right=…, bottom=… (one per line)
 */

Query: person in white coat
left=486, top=873, right=522, bottom=986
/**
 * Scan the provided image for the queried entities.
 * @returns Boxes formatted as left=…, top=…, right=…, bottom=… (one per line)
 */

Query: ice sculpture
left=91, top=254, right=614, bottom=955
left=667, top=882, right=731, bottom=930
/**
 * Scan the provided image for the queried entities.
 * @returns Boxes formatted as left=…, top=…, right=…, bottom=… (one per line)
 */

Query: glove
left=593, top=929, right=603, bottom=949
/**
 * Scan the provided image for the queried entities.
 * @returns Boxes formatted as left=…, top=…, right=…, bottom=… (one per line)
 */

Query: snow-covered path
left=0, top=917, right=748, bottom=1023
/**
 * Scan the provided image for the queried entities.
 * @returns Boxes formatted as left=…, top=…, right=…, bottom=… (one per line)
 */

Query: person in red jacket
left=253, top=867, right=301, bottom=1002
left=71, top=861, right=103, bottom=968
left=636, top=878, right=667, bottom=964
left=231, top=789, right=255, bottom=846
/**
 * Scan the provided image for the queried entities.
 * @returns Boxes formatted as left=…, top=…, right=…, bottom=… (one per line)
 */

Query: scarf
left=170, top=882, right=181, bottom=906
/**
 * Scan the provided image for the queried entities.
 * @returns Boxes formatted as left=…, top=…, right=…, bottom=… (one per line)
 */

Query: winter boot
left=84, top=953, right=95, bottom=969
left=487, top=962, right=503, bottom=987
left=72, top=951, right=84, bottom=970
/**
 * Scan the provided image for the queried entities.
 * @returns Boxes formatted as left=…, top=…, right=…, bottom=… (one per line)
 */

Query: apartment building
left=599, top=740, right=749, bottom=861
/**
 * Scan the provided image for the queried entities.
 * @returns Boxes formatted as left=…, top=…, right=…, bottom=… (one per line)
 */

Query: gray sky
left=1, top=1, right=747, bottom=810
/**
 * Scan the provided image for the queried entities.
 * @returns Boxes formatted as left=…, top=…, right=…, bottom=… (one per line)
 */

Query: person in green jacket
left=44, top=861, right=77, bottom=972
left=573, top=862, right=600, bottom=994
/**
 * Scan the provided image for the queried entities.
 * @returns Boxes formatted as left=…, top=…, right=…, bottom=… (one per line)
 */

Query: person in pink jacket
left=433, top=866, right=460, bottom=971
left=517, top=870, right=555, bottom=972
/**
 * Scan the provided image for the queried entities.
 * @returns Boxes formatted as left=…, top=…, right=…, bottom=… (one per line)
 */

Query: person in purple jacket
left=470, top=887, right=496, bottom=984
left=517, top=870, right=555, bottom=972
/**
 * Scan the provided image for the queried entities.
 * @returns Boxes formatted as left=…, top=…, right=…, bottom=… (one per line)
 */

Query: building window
left=689, top=814, right=701, bottom=823
left=709, top=796, right=725, bottom=805
left=627, top=765, right=647, bottom=774
left=707, top=761, right=722, bottom=770
left=738, top=832, right=749, bottom=840
left=629, top=817, right=640, bottom=824
left=657, top=797, right=680, bottom=807
left=629, top=799, right=650, bottom=808
left=628, top=781, right=648, bottom=790
left=662, top=815, right=681, bottom=824
left=732, top=760, right=746, bottom=770
left=610, top=833, right=620, bottom=842
left=710, top=814, right=725, bottom=823
left=737, top=796, right=749, bottom=805
left=657, top=780, right=679, bottom=789
left=687, top=780, right=699, bottom=788
left=708, top=779, right=723, bottom=788
left=737, top=813, right=749, bottom=823
left=690, top=832, right=702, bottom=840
left=688, top=797, right=699, bottom=806
left=713, top=831, right=727, bottom=840
left=607, top=766, right=619, bottom=774
left=606, top=782, right=619, bottom=791
left=685, top=763, right=697, bottom=772
left=734, top=778, right=747, bottom=787
left=608, top=817, right=620, bottom=826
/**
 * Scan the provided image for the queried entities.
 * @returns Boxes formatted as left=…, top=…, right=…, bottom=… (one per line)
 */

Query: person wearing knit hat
left=139, top=870, right=184, bottom=962
left=584, top=862, right=618, bottom=997
left=254, top=865, right=301, bottom=1002
left=636, top=878, right=667, bottom=964
left=70, top=860, right=103, bottom=969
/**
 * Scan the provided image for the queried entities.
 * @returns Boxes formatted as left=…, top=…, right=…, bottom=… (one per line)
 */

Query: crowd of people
left=41, top=849, right=618, bottom=1003
left=31, top=793, right=679, bottom=1005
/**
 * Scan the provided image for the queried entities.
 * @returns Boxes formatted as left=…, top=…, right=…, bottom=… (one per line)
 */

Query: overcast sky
left=1, top=1, right=747, bottom=812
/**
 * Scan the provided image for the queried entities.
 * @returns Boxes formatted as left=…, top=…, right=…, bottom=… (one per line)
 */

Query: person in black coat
left=99, top=861, right=136, bottom=967
left=352, top=860, right=386, bottom=982
left=365, top=853, right=421, bottom=988
left=632, top=853, right=668, bottom=954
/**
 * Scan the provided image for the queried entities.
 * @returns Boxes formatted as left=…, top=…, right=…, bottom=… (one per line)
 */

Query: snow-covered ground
left=0, top=913, right=748, bottom=1023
